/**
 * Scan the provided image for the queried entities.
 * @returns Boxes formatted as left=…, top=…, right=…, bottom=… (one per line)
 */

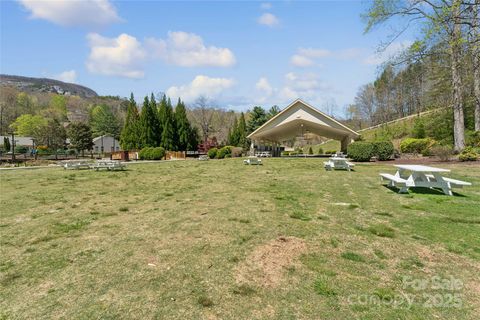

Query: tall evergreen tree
left=175, top=98, right=192, bottom=151
left=247, top=106, right=268, bottom=134
left=188, top=126, right=200, bottom=151
left=238, top=112, right=248, bottom=149
left=67, top=122, right=94, bottom=156
left=89, top=104, right=121, bottom=138
left=158, top=95, right=176, bottom=150
left=120, top=93, right=141, bottom=150
left=139, top=96, right=159, bottom=148
left=229, top=117, right=239, bottom=146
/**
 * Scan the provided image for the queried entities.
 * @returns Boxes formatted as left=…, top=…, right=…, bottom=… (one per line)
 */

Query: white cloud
left=166, top=75, right=235, bottom=103
left=297, top=48, right=331, bottom=58
left=290, top=54, right=315, bottom=67
left=18, top=0, right=121, bottom=28
left=279, top=72, right=331, bottom=103
left=256, top=77, right=273, bottom=96
left=290, top=48, right=331, bottom=67
left=363, top=40, right=413, bottom=65
left=260, top=2, right=272, bottom=10
left=55, top=70, right=77, bottom=83
left=86, top=33, right=146, bottom=78
left=145, top=31, right=236, bottom=67
left=258, top=13, right=279, bottom=27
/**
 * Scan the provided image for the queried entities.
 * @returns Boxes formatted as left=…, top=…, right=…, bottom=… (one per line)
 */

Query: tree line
left=120, top=93, right=199, bottom=151
left=358, top=0, right=479, bottom=151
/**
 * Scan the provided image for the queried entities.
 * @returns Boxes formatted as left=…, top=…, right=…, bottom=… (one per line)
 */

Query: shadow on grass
left=382, top=185, right=467, bottom=197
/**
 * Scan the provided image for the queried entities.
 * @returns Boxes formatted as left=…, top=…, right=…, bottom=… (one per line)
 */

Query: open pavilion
left=247, top=99, right=360, bottom=156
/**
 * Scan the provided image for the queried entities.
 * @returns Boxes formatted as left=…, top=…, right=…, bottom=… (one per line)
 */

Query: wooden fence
left=165, top=151, right=186, bottom=160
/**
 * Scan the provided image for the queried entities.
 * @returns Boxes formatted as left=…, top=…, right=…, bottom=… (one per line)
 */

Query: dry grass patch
left=235, top=236, right=307, bottom=288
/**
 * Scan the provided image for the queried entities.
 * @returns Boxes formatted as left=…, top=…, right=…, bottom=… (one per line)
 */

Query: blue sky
left=0, top=0, right=415, bottom=115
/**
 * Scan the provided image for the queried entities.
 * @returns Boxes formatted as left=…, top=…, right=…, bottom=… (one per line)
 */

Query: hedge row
left=207, top=146, right=233, bottom=159
left=347, top=141, right=394, bottom=162
left=139, top=147, right=166, bottom=160
left=400, top=138, right=435, bottom=154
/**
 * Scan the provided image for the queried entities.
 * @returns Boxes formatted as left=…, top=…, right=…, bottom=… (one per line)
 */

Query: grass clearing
left=1, top=158, right=479, bottom=319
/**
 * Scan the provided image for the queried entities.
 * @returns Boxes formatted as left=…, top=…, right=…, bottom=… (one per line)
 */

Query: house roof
left=247, top=99, right=360, bottom=142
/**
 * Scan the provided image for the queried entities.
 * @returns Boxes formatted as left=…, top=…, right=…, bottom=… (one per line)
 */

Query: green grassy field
left=1, top=159, right=479, bottom=319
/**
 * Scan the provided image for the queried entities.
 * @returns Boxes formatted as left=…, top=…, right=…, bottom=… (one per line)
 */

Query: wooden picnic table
left=380, top=164, right=471, bottom=195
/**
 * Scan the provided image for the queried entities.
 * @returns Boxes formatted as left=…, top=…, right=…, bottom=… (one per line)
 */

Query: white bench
left=425, top=174, right=472, bottom=187
left=380, top=173, right=408, bottom=193
left=244, top=157, right=262, bottom=165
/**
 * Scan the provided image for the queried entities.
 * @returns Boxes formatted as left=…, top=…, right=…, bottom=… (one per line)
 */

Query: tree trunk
left=450, top=2, right=465, bottom=151
left=473, top=1, right=480, bottom=131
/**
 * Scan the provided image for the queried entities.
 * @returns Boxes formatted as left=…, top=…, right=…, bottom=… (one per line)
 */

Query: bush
left=347, top=142, right=374, bottom=162
left=412, top=118, right=426, bottom=138
left=459, top=147, right=479, bottom=161
left=373, top=141, right=394, bottom=161
left=465, top=130, right=480, bottom=148
left=14, top=145, right=29, bottom=154
left=317, top=147, right=323, bottom=155
left=289, top=151, right=298, bottom=156
left=308, top=147, right=313, bottom=155
left=281, top=151, right=290, bottom=156
left=216, top=146, right=232, bottom=159
left=325, top=150, right=337, bottom=155
left=431, top=145, right=453, bottom=161
left=139, top=147, right=165, bottom=160
left=400, top=138, right=435, bottom=155
left=207, top=147, right=218, bottom=159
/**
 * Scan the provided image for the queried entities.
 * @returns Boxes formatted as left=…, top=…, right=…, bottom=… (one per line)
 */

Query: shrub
left=373, top=141, right=394, bottom=161
left=412, top=118, right=426, bottom=138
left=14, top=145, right=29, bottom=154
left=139, top=147, right=165, bottom=160
left=317, top=147, right=323, bottom=155
left=465, top=130, right=480, bottom=148
left=207, top=147, right=218, bottom=159
left=431, top=145, right=453, bottom=161
left=325, top=150, right=337, bottom=155
left=150, top=147, right=165, bottom=160
left=281, top=151, right=290, bottom=156
left=308, top=147, right=313, bottom=155
left=400, top=138, right=435, bottom=155
left=289, top=151, right=299, bottom=156
left=347, top=142, right=374, bottom=162
left=459, top=147, right=479, bottom=161
left=216, top=146, right=232, bottom=159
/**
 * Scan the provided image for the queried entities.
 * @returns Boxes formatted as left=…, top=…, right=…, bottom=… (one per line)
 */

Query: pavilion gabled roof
left=247, top=99, right=359, bottom=142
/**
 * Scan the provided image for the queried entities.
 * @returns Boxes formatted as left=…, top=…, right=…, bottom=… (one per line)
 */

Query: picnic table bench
left=63, top=160, right=92, bottom=170
left=324, top=157, right=355, bottom=171
left=244, top=157, right=262, bottom=165
left=91, top=160, right=126, bottom=171
left=380, top=164, right=471, bottom=195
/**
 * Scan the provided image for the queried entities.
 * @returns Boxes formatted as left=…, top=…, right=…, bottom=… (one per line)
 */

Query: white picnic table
left=324, top=157, right=355, bottom=171
left=380, top=164, right=471, bottom=195
left=244, top=156, right=262, bottom=165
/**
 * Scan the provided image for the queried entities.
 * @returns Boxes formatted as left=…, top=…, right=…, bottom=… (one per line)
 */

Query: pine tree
left=175, top=98, right=191, bottom=151
left=158, top=95, right=176, bottom=150
left=150, top=93, right=162, bottom=145
left=238, top=112, right=248, bottom=149
left=229, top=117, right=239, bottom=146
left=120, top=93, right=141, bottom=150
left=67, top=122, right=94, bottom=156
left=247, top=106, right=268, bottom=134
left=139, top=96, right=159, bottom=148
left=187, top=126, right=199, bottom=151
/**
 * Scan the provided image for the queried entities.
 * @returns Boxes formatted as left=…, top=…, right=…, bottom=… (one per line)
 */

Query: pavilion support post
left=340, top=136, right=351, bottom=153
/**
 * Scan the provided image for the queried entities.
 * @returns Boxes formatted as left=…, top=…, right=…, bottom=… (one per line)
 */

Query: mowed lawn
left=1, top=159, right=479, bottom=319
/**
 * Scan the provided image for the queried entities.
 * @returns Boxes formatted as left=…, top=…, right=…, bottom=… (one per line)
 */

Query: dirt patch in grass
left=235, top=236, right=307, bottom=288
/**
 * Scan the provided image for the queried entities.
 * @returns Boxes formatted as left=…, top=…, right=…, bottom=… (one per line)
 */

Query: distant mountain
left=0, top=74, right=98, bottom=98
